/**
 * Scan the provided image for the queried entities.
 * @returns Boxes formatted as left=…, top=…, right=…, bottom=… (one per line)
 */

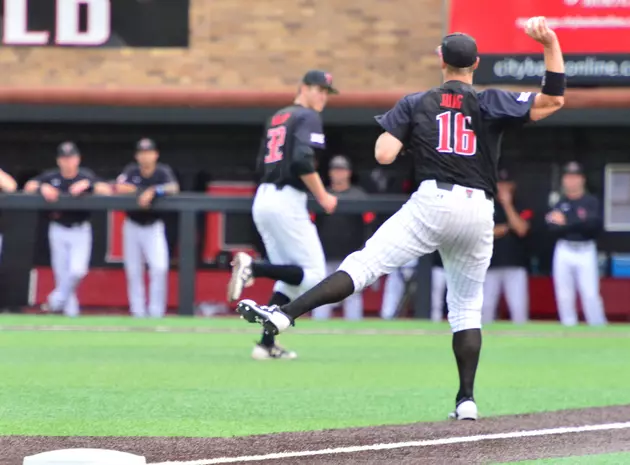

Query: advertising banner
left=449, top=0, right=630, bottom=86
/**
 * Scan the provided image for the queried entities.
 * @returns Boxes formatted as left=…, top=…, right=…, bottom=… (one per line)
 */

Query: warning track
left=4, top=405, right=630, bottom=465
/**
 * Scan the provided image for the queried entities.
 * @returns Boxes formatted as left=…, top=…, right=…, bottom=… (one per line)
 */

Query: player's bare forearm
left=503, top=203, right=530, bottom=237
left=531, top=38, right=565, bottom=121
left=93, top=182, right=113, bottom=195
left=116, top=183, right=138, bottom=194
left=300, top=172, right=328, bottom=202
left=375, top=132, right=403, bottom=165
left=162, top=182, right=180, bottom=194
left=24, top=180, right=41, bottom=193
left=0, top=170, right=17, bottom=192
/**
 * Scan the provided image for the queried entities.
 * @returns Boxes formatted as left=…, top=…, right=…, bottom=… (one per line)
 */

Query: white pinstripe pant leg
left=338, top=189, right=444, bottom=293
left=439, top=192, right=494, bottom=333
left=253, top=184, right=327, bottom=301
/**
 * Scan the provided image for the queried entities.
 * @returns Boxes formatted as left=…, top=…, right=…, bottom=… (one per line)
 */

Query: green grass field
left=1, top=315, right=629, bottom=438
left=500, top=452, right=630, bottom=464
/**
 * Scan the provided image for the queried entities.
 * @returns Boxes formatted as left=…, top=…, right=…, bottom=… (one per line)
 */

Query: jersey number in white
left=435, top=111, right=477, bottom=156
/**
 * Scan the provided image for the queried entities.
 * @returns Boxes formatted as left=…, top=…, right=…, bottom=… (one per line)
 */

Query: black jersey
left=547, top=194, right=602, bottom=242
left=376, top=81, right=536, bottom=196
left=257, top=104, right=326, bottom=192
left=34, top=168, right=99, bottom=226
left=117, top=163, right=177, bottom=225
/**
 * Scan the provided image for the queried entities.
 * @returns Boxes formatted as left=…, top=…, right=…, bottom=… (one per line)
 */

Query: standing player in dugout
left=235, top=17, right=565, bottom=419
left=227, top=70, right=338, bottom=360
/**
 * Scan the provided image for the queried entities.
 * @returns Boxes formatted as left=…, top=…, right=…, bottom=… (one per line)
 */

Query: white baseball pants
left=552, top=239, right=607, bottom=326
left=252, top=184, right=326, bottom=301
left=482, top=267, right=529, bottom=324
left=48, top=222, right=92, bottom=317
left=339, top=180, right=494, bottom=333
left=123, top=219, right=169, bottom=318
left=312, top=261, right=363, bottom=320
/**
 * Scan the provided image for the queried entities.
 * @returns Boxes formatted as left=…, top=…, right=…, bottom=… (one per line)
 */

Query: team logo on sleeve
left=310, top=133, right=325, bottom=144
left=516, top=92, right=532, bottom=102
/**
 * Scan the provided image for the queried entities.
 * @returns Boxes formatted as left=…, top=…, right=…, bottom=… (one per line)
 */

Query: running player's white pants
left=123, top=219, right=169, bottom=318
left=338, top=180, right=494, bottom=333
left=482, top=267, right=529, bottom=324
left=552, top=239, right=606, bottom=326
left=48, top=221, right=92, bottom=317
left=253, top=184, right=326, bottom=301
left=313, top=261, right=363, bottom=320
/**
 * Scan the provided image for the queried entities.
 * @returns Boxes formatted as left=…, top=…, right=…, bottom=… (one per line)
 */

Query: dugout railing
left=0, top=193, right=437, bottom=317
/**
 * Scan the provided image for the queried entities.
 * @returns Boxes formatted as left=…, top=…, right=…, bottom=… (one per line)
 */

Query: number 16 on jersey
left=436, top=111, right=477, bottom=156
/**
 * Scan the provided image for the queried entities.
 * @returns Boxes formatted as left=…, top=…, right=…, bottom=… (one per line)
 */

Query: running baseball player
left=115, top=138, right=179, bottom=318
left=236, top=18, right=565, bottom=419
left=24, top=142, right=111, bottom=316
left=227, top=70, right=339, bottom=360
left=546, top=161, right=606, bottom=326
left=482, top=169, right=532, bottom=324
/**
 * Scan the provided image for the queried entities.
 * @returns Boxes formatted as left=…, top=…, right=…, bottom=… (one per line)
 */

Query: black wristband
left=542, top=71, right=566, bottom=96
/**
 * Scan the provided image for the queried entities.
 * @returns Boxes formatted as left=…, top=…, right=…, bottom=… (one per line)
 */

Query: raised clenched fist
left=525, top=16, right=558, bottom=46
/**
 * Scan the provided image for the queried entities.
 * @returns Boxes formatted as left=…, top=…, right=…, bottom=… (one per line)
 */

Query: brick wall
left=0, top=0, right=444, bottom=91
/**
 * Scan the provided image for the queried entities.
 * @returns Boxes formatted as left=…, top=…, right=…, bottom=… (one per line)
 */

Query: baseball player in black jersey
left=236, top=17, right=565, bottom=417
left=227, top=70, right=339, bottom=360
left=115, top=138, right=180, bottom=319
left=547, top=161, right=606, bottom=326
left=25, top=142, right=111, bottom=316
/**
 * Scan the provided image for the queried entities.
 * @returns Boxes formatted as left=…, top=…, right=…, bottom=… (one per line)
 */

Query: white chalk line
left=148, top=421, right=630, bottom=464
left=0, top=324, right=628, bottom=339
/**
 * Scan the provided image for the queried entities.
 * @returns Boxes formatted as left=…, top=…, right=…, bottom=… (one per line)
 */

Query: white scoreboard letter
left=56, top=0, right=111, bottom=46
left=3, top=0, right=50, bottom=45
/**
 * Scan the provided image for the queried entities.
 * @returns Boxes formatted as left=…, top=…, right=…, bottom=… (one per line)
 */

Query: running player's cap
left=563, top=161, right=584, bottom=175
left=440, top=33, right=478, bottom=68
left=302, top=70, right=339, bottom=94
left=329, top=155, right=352, bottom=170
left=136, top=138, right=157, bottom=152
left=57, top=141, right=79, bottom=157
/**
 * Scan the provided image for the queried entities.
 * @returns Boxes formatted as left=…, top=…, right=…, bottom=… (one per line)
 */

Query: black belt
left=128, top=218, right=159, bottom=226
left=435, top=182, right=493, bottom=201
left=52, top=220, right=88, bottom=228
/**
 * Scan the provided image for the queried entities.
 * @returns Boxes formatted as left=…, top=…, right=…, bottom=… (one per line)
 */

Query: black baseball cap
left=329, top=155, right=351, bottom=170
left=563, top=161, right=584, bottom=175
left=302, top=70, right=339, bottom=94
left=57, top=141, right=79, bottom=157
left=440, top=33, right=478, bottom=68
left=136, top=138, right=157, bottom=152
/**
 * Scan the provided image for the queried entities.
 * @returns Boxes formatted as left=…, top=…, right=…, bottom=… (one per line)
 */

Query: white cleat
left=236, top=299, right=293, bottom=335
left=251, top=343, right=297, bottom=360
left=227, top=252, right=254, bottom=302
left=448, top=399, right=478, bottom=421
